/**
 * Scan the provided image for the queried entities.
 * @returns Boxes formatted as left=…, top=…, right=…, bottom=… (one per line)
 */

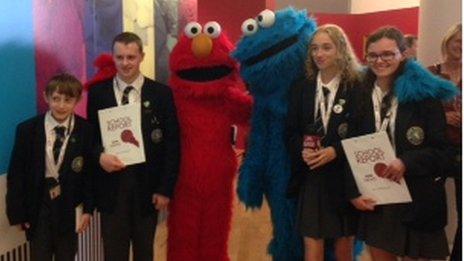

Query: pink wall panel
left=34, top=0, right=87, bottom=116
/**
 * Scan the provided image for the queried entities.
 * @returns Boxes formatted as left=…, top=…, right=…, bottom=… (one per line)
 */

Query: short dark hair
left=365, top=26, right=407, bottom=54
left=45, top=73, right=83, bottom=99
left=404, top=34, right=418, bottom=48
left=363, top=27, right=407, bottom=91
left=112, top=32, right=144, bottom=53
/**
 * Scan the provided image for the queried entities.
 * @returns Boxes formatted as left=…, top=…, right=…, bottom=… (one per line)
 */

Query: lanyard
left=372, top=90, right=397, bottom=149
left=47, top=115, right=74, bottom=171
left=315, top=84, right=338, bottom=133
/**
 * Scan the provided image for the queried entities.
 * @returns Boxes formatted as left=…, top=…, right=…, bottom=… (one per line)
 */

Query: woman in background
left=428, top=23, right=462, bottom=261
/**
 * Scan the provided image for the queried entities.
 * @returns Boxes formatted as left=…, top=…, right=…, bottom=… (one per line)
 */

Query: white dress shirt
left=314, top=72, right=341, bottom=133
left=44, top=111, right=74, bottom=178
left=113, top=73, right=144, bottom=105
left=372, top=83, right=398, bottom=149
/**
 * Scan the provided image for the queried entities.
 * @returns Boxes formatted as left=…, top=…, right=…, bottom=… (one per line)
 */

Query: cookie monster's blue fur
left=395, top=60, right=458, bottom=103
left=232, top=7, right=317, bottom=260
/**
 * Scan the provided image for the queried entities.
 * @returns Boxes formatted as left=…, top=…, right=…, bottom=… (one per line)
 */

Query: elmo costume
left=84, top=53, right=117, bottom=90
left=167, top=21, right=252, bottom=261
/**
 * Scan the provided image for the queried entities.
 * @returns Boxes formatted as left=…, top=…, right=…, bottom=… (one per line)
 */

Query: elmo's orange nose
left=192, top=33, right=212, bottom=59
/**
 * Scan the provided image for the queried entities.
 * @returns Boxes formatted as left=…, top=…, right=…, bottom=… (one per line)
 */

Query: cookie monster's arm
left=225, top=82, right=253, bottom=125
left=237, top=99, right=267, bottom=208
left=285, top=80, right=306, bottom=198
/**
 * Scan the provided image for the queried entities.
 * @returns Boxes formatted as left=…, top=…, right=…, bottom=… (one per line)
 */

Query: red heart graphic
left=373, top=162, right=387, bottom=177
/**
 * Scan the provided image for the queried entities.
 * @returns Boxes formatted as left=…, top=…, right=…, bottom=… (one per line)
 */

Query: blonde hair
left=305, top=24, right=361, bottom=83
left=441, top=23, right=461, bottom=59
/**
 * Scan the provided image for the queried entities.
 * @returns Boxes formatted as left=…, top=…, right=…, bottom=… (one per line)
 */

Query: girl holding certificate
left=348, top=27, right=457, bottom=260
left=286, top=24, right=362, bottom=261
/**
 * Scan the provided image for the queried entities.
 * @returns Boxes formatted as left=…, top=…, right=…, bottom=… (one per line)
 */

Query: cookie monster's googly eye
left=203, top=21, right=221, bottom=38
left=184, top=22, right=202, bottom=38
left=241, top=18, right=258, bottom=36
left=257, top=9, right=275, bottom=28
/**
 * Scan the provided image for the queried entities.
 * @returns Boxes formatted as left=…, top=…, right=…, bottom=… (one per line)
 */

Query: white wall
left=418, top=0, right=462, bottom=66
left=123, top=0, right=155, bottom=79
left=275, top=0, right=350, bottom=14
left=275, top=0, right=420, bottom=14
left=350, top=0, right=419, bottom=14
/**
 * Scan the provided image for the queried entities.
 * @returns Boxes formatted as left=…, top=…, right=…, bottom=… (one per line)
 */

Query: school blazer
left=6, top=114, right=94, bottom=239
left=347, top=88, right=451, bottom=231
left=87, top=77, right=180, bottom=215
left=286, top=77, right=360, bottom=209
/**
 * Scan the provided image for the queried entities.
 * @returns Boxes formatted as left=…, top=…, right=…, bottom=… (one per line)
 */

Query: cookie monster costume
left=167, top=21, right=253, bottom=261
left=232, top=7, right=317, bottom=260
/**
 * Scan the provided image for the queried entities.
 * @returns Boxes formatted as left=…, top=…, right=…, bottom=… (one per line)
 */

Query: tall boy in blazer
left=6, top=73, right=94, bottom=261
left=86, top=32, right=180, bottom=261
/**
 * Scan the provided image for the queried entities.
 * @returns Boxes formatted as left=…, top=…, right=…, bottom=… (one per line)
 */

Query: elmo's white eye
left=257, top=9, right=275, bottom=28
left=203, top=21, right=221, bottom=38
left=241, top=18, right=258, bottom=36
left=184, top=22, right=202, bottom=38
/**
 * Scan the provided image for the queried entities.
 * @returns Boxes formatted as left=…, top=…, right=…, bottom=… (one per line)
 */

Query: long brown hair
left=305, top=24, right=361, bottom=83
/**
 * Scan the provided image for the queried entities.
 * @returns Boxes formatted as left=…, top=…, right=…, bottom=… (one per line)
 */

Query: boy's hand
left=17, top=222, right=30, bottom=231
left=99, top=153, right=125, bottom=173
left=152, top=194, right=170, bottom=211
left=77, top=214, right=91, bottom=233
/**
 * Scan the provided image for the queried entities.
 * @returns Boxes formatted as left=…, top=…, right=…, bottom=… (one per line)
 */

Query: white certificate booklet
left=75, top=203, right=83, bottom=232
left=98, top=103, right=146, bottom=165
left=342, top=131, right=412, bottom=205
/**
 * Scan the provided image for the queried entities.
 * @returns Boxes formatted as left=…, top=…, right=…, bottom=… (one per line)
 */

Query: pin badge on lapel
left=49, top=185, right=61, bottom=200
left=143, top=101, right=153, bottom=114
left=72, top=156, right=84, bottom=173
left=151, top=129, right=163, bottom=143
left=338, top=123, right=348, bottom=138
left=406, top=126, right=424, bottom=145
left=333, top=104, right=343, bottom=114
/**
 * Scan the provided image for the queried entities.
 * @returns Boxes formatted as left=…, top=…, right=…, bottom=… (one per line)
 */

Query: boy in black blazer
left=86, top=32, right=180, bottom=261
left=6, top=73, right=94, bottom=261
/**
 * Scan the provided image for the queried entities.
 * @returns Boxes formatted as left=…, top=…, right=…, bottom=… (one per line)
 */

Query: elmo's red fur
left=84, top=53, right=117, bottom=90
left=167, top=25, right=252, bottom=261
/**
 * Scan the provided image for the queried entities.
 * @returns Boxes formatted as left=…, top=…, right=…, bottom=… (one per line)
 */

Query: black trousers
left=30, top=186, right=77, bottom=261
left=101, top=171, right=157, bottom=261
left=450, top=144, right=461, bottom=261
left=451, top=176, right=461, bottom=261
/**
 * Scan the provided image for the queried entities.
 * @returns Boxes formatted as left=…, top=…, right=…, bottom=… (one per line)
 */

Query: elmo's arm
left=225, top=82, right=253, bottom=125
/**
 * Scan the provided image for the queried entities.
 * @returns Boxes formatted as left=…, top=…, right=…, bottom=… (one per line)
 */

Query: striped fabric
left=0, top=211, right=104, bottom=261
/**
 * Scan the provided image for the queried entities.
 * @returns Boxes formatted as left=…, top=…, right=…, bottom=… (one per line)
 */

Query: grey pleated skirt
left=358, top=204, right=449, bottom=259
left=297, top=174, right=357, bottom=239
